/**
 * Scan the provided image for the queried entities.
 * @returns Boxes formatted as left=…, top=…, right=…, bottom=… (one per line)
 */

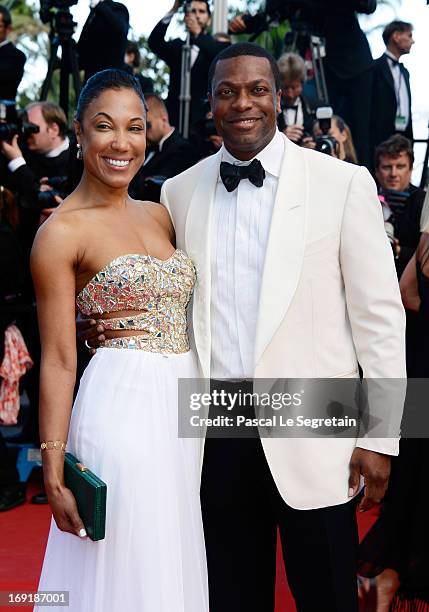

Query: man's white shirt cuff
left=8, top=157, right=26, bottom=173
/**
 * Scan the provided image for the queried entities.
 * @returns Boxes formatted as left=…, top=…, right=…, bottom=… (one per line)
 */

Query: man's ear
left=391, top=31, right=400, bottom=45
left=276, top=90, right=282, bottom=114
left=73, top=119, right=82, bottom=144
left=48, top=122, right=60, bottom=138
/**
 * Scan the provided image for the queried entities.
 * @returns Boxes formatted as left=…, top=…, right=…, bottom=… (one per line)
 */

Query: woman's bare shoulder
left=31, top=200, right=85, bottom=265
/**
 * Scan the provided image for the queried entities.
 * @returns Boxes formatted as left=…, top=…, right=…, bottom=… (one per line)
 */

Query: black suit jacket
left=315, top=0, right=375, bottom=80
left=0, top=42, right=26, bottom=100
left=394, top=185, right=425, bottom=278
left=78, top=0, right=129, bottom=82
left=371, top=54, right=413, bottom=150
left=129, top=129, right=198, bottom=201
left=148, top=19, right=229, bottom=128
left=6, top=147, right=71, bottom=254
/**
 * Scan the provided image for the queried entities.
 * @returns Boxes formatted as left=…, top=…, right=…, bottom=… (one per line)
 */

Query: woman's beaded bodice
left=76, top=250, right=195, bottom=354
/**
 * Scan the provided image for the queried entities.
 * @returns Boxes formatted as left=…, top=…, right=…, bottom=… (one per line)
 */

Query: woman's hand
left=47, top=485, right=87, bottom=538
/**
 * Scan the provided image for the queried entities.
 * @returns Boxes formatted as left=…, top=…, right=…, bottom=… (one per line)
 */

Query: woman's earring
left=76, top=143, right=83, bottom=160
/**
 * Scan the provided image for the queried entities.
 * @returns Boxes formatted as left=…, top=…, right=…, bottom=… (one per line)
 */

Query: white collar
left=46, top=136, right=70, bottom=158
left=220, top=129, right=284, bottom=179
left=159, top=127, right=175, bottom=152
left=0, top=39, right=11, bottom=49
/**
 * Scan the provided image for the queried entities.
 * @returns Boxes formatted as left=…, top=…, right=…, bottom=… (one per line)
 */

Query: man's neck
left=224, top=130, right=277, bottom=162
left=45, top=136, right=69, bottom=158
left=386, top=45, right=401, bottom=60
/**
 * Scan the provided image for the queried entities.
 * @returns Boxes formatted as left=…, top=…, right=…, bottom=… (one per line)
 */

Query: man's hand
left=348, top=447, right=391, bottom=512
left=76, top=317, right=105, bottom=355
left=229, top=14, right=247, bottom=33
left=301, top=136, right=316, bottom=149
left=0, top=134, right=23, bottom=161
left=185, top=11, right=202, bottom=37
left=284, top=125, right=304, bottom=143
left=39, top=177, right=53, bottom=192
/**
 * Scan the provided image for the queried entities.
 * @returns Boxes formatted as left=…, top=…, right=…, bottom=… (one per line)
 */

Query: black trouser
left=200, top=383, right=359, bottom=612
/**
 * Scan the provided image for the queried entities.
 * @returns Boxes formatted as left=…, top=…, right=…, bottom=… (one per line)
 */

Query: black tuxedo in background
left=0, top=41, right=26, bottom=100
left=277, top=94, right=315, bottom=136
left=78, top=0, right=129, bottom=82
left=391, top=184, right=425, bottom=279
left=129, top=129, right=198, bottom=202
left=371, top=54, right=413, bottom=154
left=6, top=147, right=71, bottom=254
left=312, top=0, right=376, bottom=168
left=148, top=20, right=229, bottom=129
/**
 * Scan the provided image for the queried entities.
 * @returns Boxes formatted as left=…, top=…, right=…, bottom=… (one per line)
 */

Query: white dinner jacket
left=161, top=134, right=406, bottom=510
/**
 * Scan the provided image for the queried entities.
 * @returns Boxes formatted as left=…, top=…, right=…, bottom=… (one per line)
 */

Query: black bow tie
left=385, top=54, right=405, bottom=71
left=220, top=159, right=266, bottom=192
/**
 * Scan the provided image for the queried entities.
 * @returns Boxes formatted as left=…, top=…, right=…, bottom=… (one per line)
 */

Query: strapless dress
left=36, top=250, right=208, bottom=612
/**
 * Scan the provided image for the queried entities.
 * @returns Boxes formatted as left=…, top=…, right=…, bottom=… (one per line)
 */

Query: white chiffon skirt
left=36, top=348, right=208, bottom=612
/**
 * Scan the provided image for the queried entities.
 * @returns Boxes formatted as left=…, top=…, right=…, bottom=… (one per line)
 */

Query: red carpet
left=0, top=473, right=378, bottom=611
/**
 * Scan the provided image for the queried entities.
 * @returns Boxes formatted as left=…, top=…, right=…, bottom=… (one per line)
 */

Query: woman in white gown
left=32, top=69, right=208, bottom=612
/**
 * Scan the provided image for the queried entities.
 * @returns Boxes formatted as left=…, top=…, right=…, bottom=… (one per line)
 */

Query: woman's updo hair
left=75, top=69, right=147, bottom=125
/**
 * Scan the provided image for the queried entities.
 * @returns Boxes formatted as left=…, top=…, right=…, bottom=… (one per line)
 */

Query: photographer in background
left=313, top=114, right=358, bottom=163
left=129, top=93, right=198, bottom=202
left=124, top=40, right=154, bottom=95
left=148, top=0, right=229, bottom=129
left=78, top=0, right=129, bottom=83
left=276, top=52, right=314, bottom=145
left=0, top=5, right=26, bottom=102
left=0, top=101, right=70, bottom=254
left=375, top=134, right=425, bottom=280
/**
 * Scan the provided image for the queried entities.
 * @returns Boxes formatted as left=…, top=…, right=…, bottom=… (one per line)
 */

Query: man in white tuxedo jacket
left=161, top=43, right=406, bottom=612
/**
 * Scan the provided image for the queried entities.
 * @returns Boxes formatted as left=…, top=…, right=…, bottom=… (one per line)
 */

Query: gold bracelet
left=40, top=440, right=66, bottom=452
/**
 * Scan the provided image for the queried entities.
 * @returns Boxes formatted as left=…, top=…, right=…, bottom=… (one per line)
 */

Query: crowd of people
left=0, top=1, right=428, bottom=610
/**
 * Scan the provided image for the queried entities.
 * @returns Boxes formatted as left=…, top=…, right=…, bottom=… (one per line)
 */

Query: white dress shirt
left=385, top=50, right=410, bottom=129
left=282, top=98, right=304, bottom=127
left=210, top=130, right=284, bottom=379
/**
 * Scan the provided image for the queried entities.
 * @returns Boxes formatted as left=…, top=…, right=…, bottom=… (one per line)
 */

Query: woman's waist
left=96, top=309, right=188, bottom=332
left=100, top=331, right=190, bottom=354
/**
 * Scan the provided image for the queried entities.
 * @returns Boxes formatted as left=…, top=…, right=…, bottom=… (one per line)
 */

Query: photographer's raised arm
left=0, top=135, right=41, bottom=205
left=31, top=215, right=86, bottom=538
left=148, top=1, right=181, bottom=65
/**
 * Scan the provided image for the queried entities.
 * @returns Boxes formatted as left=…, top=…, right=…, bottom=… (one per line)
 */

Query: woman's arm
left=399, top=253, right=420, bottom=312
left=31, top=215, right=86, bottom=537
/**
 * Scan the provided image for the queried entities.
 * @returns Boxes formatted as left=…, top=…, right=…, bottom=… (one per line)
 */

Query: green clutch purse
left=64, top=452, right=107, bottom=541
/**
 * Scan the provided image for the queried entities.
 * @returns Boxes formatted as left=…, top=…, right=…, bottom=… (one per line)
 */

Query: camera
left=314, top=107, right=337, bottom=157
left=0, top=101, right=40, bottom=143
left=37, top=176, right=69, bottom=208
left=40, top=0, right=78, bottom=29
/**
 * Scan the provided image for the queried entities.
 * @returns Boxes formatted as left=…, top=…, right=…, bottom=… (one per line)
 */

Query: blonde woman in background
left=313, top=114, right=358, bottom=164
